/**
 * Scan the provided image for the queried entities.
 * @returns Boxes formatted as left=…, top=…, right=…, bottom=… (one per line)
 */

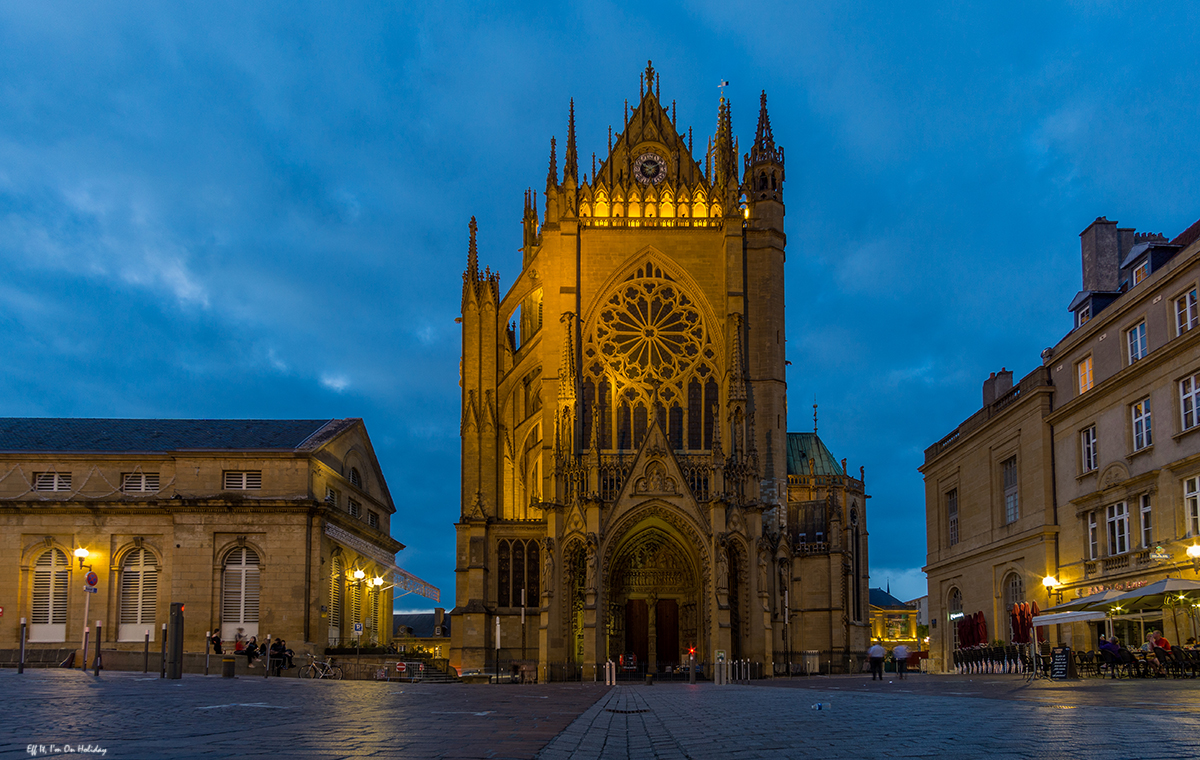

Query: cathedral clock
left=633, top=152, right=666, bottom=185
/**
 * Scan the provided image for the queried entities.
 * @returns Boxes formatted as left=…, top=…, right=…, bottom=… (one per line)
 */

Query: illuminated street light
left=1187, top=544, right=1200, bottom=572
left=74, top=547, right=90, bottom=569
left=353, top=568, right=366, bottom=581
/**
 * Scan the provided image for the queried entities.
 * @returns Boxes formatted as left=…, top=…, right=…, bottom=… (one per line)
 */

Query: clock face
left=634, top=152, right=666, bottom=185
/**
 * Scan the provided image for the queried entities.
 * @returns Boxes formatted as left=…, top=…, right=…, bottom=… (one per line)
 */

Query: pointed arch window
left=221, top=547, right=260, bottom=640
left=30, top=548, right=69, bottom=642
left=119, top=548, right=158, bottom=641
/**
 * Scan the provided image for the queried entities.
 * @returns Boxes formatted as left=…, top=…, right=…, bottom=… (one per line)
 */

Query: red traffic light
left=688, top=646, right=695, bottom=655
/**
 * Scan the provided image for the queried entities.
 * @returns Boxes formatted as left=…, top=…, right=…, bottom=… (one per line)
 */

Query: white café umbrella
left=1042, top=589, right=1126, bottom=614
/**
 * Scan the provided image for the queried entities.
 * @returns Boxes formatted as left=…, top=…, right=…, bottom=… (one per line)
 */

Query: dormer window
left=1077, top=304, right=1091, bottom=328
left=1132, top=260, right=1150, bottom=285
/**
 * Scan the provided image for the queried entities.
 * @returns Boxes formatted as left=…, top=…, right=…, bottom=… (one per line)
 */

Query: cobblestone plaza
left=4, top=670, right=1200, bottom=759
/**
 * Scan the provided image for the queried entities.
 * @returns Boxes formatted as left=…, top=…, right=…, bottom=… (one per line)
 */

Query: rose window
left=594, top=280, right=705, bottom=383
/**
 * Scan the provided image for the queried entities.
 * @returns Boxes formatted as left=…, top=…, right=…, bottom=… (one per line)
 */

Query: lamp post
left=1042, top=575, right=1059, bottom=606
left=74, top=548, right=92, bottom=670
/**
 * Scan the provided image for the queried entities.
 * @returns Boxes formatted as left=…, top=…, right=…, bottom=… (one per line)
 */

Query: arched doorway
left=606, top=527, right=699, bottom=673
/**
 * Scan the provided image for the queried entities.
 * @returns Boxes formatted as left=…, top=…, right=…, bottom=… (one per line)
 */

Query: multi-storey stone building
left=922, top=215, right=1200, bottom=671
left=452, top=63, right=870, bottom=679
left=0, top=418, right=433, bottom=662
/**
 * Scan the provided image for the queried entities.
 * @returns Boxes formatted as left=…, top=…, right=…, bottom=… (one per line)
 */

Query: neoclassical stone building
left=0, top=418, right=434, bottom=661
left=452, top=63, right=870, bottom=678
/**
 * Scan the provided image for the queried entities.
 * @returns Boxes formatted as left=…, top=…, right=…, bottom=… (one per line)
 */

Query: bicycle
left=298, top=653, right=343, bottom=680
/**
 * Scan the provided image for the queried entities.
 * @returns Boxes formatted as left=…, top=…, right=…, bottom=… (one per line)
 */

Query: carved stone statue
left=758, top=546, right=769, bottom=595
left=541, top=537, right=555, bottom=597
left=585, top=533, right=598, bottom=591
left=716, top=543, right=729, bottom=591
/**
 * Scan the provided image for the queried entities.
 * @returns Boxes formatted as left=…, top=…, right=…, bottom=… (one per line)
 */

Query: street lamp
left=74, top=547, right=91, bottom=571
left=74, top=547, right=94, bottom=671
left=353, top=569, right=366, bottom=581
left=1187, top=544, right=1200, bottom=572
left=1043, top=575, right=1061, bottom=607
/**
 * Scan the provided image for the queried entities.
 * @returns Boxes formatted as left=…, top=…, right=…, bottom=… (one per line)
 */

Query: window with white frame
left=1081, top=426, right=1098, bottom=472
left=348, top=498, right=362, bottom=519
left=947, top=488, right=959, bottom=547
left=118, top=548, right=158, bottom=641
left=1078, top=356, right=1094, bottom=394
left=1182, top=373, right=1200, bottom=431
left=223, top=471, right=261, bottom=490
left=221, top=547, right=260, bottom=641
left=1133, top=261, right=1150, bottom=285
left=1002, top=456, right=1019, bottom=524
left=1077, top=304, right=1091, bottom=328
left=1088, top=512, right=1099, bottom=560
left=1187, top=477, right=1200, bottom=537
left=122, top=472, right=160, bottom=493
left=1140, top=493, right=1153, bottom=549
left=1128, top=321, right=1148, bottom=363
left=1177, top=288, right=1198, bottom=336
left=33, top=472, right=71, bottom=491
left=30, top=548, right=69, bottom=642
left=1132, top=397, right=1153, bottom=451
left=1107, top=502, right=1129, bottom=556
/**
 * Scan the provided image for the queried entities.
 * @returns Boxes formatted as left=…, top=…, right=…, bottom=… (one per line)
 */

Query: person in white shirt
left=893, top=643, right=911, bottom=679
left=867, top=641, right=886, bottom=680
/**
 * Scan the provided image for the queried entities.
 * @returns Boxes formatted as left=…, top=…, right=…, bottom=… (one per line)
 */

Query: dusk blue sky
left=2, top=3, right=1198, bottom=604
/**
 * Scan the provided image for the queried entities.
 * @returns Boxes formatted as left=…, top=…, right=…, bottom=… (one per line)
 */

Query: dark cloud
left=2, top=2, right=1197, bottom=604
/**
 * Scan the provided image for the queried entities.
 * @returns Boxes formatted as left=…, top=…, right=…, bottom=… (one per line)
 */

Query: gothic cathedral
left=453, top=63, right=871, bottom=679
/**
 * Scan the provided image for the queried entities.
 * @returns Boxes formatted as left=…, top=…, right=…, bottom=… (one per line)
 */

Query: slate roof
left=869, top=587, right=908, bottom=609
left=785, top=432, right=845, bottom=477
left=393, top=613, right=449, bottom=638
left=1171, top=216, right=1200, bottom=250
left=0, top=418, right=342, bottom=453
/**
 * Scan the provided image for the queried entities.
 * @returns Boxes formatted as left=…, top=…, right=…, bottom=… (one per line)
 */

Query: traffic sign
left=396, top=662, right=406, bottom=672
left=353, top=622, right=363, bottom=634
left=84, top=587, right=98, bottom=594
left=85, top=571, right=98, bottom=587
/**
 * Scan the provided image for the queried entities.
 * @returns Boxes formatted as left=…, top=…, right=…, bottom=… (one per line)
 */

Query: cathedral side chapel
left=452, top=62, right=870, bottom=679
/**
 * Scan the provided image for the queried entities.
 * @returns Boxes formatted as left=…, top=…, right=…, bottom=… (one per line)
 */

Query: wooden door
left=625, top=599, right=648, bottom=667
left=656, top=599, right=679, bottom=667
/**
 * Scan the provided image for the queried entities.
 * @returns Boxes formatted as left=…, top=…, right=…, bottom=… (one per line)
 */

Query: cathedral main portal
left=606, top=526, right=698, bottom=672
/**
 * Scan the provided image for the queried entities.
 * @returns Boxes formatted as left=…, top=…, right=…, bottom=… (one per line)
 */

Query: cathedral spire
left=712, top=95, right=736, bottom=199
left=754, top=90, right=774, bottom=153
left=563, top=99, right=579, bottom=183
left=466, top=215, right=479, bottom=278
left=546, top=136, right=558, bottom=190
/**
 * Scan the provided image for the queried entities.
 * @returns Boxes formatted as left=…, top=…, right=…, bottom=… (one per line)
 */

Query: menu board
left=1050, top=647, right=1070, bottom=680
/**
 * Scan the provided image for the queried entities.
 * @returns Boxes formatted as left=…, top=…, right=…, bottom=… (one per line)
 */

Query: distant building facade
left=452, top=63, right=870, bottom=678
left=868, top=587, right=918, bottom=649
left=0, top=418, right=412, bottom=660
left=393, top=608, right=452, bottom=659
left=922, top=216, right=1200, bottom=671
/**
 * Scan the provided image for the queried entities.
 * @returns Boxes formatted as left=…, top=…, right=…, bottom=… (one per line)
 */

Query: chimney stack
left=1080, top=217, right=1120, bottom=292
left=983, top=367, right=1014, bottom=406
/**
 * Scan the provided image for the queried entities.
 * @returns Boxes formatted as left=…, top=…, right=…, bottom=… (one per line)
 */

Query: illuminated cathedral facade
left=452, top=63, right=871, bottom=678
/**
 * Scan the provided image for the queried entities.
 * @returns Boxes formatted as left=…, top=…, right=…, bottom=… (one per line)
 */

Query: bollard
left=689, top=654, right=696, bottom=685
left=93, top=620, right=102, bottom=676
left=204, top=630, right=210, bottom=676
left=81, top=626, right=90, bottom=672
left=160, top=623, right=168, bottom=678
left=645, top=673, right=653, bottom=686
left=144, top=630, right=150, bottom=673
left=222, top=655, right=236, bottom=678
left=18, top=618, right=26, bottom=674
left=166, top=603, right=185, bottom=679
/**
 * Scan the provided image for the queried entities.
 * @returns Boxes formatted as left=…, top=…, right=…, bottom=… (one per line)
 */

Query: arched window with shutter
left=30, top=548, right=69, bottom=642
left=348, top=579, right=362, bottom=637
left=119, top=548, right=158, bottom=641
left=221, top=547, right=260, bottom=640
left=328, top=556, right=343, bottom=645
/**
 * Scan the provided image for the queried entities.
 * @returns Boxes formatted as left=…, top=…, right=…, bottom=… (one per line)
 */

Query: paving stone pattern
left=539, top=675, right=1200, bottom=760
left=0, top=670, right=607, bottom=759
left=5, top=670, right=1200, bottom=759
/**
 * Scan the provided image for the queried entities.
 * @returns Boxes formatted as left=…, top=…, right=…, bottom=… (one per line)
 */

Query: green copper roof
left=786, top=432, right=845, bottom=477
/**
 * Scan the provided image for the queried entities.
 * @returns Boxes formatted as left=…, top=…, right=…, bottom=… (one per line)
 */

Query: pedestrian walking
left=893, top=643, right=911, bottom=680
left=868, top=641, right=885, bottom=681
